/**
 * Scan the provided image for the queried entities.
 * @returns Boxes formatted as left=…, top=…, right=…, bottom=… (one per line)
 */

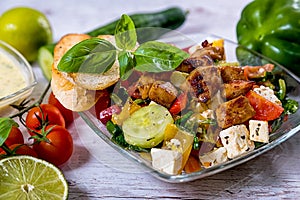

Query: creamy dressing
left=0, top=51, right=26, bottom=98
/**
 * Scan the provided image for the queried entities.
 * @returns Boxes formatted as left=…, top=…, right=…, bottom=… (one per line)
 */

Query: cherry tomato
left=4, top=126, right=24, bottom=146
left=48, top=92, right=74, bottom=126
left=246, top=90, right=284, bottom=121
left=0, top=144, right=38, bottom=157
left=93, top=89, right=111, bottom=118
left=25, top=104, right=65, bottom=135
left=32, top=125, right=73, bottom=166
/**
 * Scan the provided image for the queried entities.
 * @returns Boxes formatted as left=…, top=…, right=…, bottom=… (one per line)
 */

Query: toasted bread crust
left=51, top=64, right=102, bottom=111
left=51, top=33, right=120, bottom=111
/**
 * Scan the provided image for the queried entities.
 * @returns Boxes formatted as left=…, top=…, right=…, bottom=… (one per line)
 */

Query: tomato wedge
left=246, top=90, right=284, bottom=121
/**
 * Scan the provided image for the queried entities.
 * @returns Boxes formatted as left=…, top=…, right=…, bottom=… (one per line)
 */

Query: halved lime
left=0, top=155, right=68, bottom=199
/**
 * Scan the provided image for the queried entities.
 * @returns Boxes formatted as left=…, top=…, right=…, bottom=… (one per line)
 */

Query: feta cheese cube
left=201, top=109, right=214, bottom=119
left=165, top=138, right=182, bottom=152
left=199, top=147, right=228, bottom=168
left=253, top=85, right=282, bottom=105
left=249, top=120, right=269, bottom=143
left=151, top=148, right=182, bottom=175
left=219, top=124, right=255, bottom=159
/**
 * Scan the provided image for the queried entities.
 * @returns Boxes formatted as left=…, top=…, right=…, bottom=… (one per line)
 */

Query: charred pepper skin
left=236, top=0, right=300, bottom=76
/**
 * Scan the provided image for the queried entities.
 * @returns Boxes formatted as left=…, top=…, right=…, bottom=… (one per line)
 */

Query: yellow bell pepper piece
left=212, top=38, right=224, bottom=48
left=163, top=123, right=194, bottom=174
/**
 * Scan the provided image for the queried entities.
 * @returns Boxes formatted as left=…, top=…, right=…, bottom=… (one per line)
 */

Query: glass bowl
left=78, top=32, right=300, bottom=183
left=0, top=40, right=37, bottom=116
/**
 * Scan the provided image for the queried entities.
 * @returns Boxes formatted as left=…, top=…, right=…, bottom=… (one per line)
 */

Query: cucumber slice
left=122, top=103, right=173, bottom=148
left=37, top=44, right=55, bottom=80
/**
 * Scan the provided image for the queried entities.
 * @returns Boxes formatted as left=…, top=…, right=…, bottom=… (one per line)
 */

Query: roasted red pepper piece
left=169, top=92, right=188, bottom=115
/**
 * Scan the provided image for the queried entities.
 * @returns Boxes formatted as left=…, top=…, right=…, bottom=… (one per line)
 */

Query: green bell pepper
left=236, top=0, right=300, bottom=76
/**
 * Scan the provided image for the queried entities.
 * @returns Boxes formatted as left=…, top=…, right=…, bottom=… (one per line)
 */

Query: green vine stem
left=9, top=81, right=51, bottom=119
left=0, top=82, right=51, bottom=155
left=0, top=143, right=13, bottom=155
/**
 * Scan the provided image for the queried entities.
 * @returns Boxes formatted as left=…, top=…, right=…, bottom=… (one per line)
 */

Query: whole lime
left=0, top=7, right=52, bottom=62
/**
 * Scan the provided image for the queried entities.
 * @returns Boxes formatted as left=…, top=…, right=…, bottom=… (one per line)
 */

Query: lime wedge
left=0, top=155, right=68, bottom=199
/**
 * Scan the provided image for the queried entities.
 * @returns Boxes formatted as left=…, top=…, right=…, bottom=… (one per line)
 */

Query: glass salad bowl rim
left=78, top=32, right=300, bottom=183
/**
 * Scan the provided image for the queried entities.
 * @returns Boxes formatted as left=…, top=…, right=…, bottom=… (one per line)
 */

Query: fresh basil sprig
left=115, top=14, right=137, bottom=51
left=118, top=50, right=134, bottom=80
left=58, top=38, right=117, bottom=73
left=134, top=41, right=189, bottom=72
left=57, top=14, right=189, bottom=79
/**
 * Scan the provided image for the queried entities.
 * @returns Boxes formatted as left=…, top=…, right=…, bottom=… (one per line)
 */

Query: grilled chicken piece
left=222, top=80, right=255, bottom=100
left=186, top=66, right=222, bottom=103
left=215, top=95, right=256, bottom=129
left=176, top=55, right=213, bottom=73
left=148, top=81, right=178, bottom=108
left=176, top=44, right=225, bottom=73
left=191, top=46, right=225, bottom=61
left=220, top=65, right=246, bottom=83
left=136, top=75, right=156, bottom=99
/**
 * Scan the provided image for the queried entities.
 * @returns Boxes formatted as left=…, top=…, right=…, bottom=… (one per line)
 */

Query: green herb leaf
left=133, top=41, right=189, bottom=72
left=118, top=51, right=134, bottom=80
left=0, top=118, right=18, bottom=146
left=57, top=38, right=117, bottom=74
left=283, top=98, right=299, bottom=114
left=115, top=14, right=137, bottom=50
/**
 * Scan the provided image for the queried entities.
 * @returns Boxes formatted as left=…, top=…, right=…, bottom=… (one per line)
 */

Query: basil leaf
left=133, top=41, right=189, bottom=72
left=58, top=38, right=117, bottom=74
left=115, top=14, right=137, bottom=50
left=0, top=118, right=18, bottom=146
left=118, top=51, right=134, bottom=80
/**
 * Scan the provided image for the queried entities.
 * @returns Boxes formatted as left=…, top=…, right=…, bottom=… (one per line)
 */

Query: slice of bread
left=53, top=34, right=120, bottom=90
left=51, top=33, right=120, bottom=111
left=51, top=64, right=101, bottom=111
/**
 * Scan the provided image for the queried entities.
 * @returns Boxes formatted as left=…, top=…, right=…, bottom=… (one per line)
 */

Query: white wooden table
left=1, top=0, right=300, bottom=199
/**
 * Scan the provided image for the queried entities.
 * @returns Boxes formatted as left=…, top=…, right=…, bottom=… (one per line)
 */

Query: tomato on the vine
left=48, top=92, right=75, bottom=126
left=0, top=144, right=38, bottom=157
left=32, top=125, right=73, bottom=166
left=4, top=126, right=24, bottom=146
left=25, top=104, right=65, bottom=135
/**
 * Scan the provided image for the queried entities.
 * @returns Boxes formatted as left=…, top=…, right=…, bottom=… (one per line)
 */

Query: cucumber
left=37, top=44, right=55, bottom=80
left=87, top=7, right=187, bottom=43
left=122, top=103, right=174, bottom=148
left=37, top=7, right=187, bottom=80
